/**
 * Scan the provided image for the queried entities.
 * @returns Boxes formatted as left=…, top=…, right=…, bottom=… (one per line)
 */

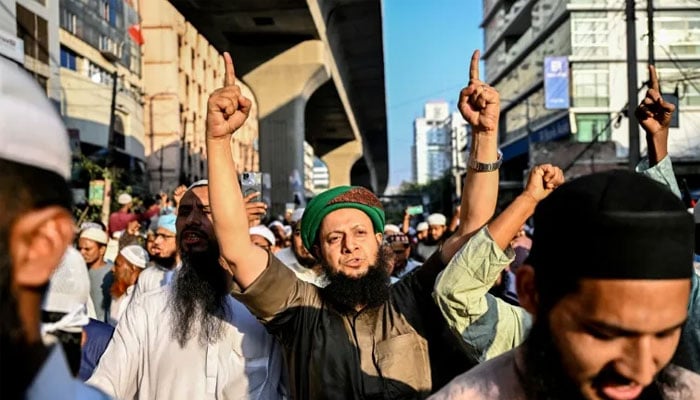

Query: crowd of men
left=2, top=48, right=700, bottom=400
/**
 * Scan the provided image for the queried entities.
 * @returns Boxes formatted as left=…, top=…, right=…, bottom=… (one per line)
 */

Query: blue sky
left=382, top=0, right=483, bottom=191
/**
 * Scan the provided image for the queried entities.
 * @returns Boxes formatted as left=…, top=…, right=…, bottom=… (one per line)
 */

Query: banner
left=88, top=180, right=105, bottom=206
left=544, top=57, right=570, bottom=109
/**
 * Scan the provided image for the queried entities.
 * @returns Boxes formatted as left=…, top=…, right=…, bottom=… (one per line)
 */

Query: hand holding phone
left=406, top=205, right=423, bottom=216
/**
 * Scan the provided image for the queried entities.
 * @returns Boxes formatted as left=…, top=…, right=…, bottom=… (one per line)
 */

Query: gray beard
left=170, top=250, right=229, bottom=347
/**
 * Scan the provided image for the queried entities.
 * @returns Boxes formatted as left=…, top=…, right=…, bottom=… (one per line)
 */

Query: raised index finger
left=648, top=64, right=659, bottom=91
left=469, top=50, right=480, bottom=82
left=223, top=52, right=236, bottom=87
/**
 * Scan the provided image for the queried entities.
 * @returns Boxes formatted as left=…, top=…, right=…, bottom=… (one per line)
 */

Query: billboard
left=544, top=57, right=570, bottom=109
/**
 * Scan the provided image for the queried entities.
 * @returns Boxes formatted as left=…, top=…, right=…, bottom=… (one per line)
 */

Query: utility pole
left=107, top=70, right=119, bottom=168
left=626, top=0, right=641, bottom=169
left=647, top=0, right=655, bottom=65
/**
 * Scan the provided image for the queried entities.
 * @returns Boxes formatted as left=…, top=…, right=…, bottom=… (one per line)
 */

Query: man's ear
left=10, top=207, right=75, bottom=288
left=516, top=264, right=538, bottom=315
left=375, top=232, right=383, bottom=245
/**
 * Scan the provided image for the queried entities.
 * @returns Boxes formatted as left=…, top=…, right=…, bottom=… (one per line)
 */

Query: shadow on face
left=176, top=187, right=215, bottom=254
left=543, top=278, right=690, bottom=400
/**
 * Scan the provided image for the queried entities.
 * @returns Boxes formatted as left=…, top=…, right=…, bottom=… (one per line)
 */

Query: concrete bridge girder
left=244, top=40, right=361, bottom=214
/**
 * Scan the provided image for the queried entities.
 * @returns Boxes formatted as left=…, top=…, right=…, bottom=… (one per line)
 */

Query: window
left=87, top=62, right=113, bottom=86
left=60, top=46, right=77, bottom=70
left=16, top=4, right=49, bottom=64
left=101, top=1, right=110, bottom=21
left=60, top=9, right=77, bottom=35
left=655, top=61, right=700, bottom=106
left=655, top=11, right=700, bottom=57
left=572, top=63, right=609, bottom=107
left=571, top=11, right=609, bottom=57
left=575, top=114, right=610, bottom=142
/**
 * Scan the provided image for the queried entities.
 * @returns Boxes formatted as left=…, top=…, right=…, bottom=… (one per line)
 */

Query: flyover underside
left=169, top=0, right=388, bottom=195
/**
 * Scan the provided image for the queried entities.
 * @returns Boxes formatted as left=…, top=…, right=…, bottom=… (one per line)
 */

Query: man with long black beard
left=431, top=170, right=700, bottom=400
left=0, top=58, right=108, bottom=398
left=87, top=182, right=285, bottom=399
left=206, top=50, right=555, bottom=398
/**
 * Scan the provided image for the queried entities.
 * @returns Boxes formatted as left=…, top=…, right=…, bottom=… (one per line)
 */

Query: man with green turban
left=204, top=50, right=563, bottom=398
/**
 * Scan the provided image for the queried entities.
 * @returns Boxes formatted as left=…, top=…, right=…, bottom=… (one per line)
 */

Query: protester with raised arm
left=206, top=50, right=566, bottom=398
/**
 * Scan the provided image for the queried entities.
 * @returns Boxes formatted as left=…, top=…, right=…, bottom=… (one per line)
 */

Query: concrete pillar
left=243, top=40, right=331, bottom=215
left=322, top=139, right=363, bottom=189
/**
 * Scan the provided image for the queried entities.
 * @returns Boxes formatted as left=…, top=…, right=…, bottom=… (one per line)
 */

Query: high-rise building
left=412, top=101, right=468, bottom=185
left=312, top=157, right=330, bottom=194
left=483, top=0, right=700, bottom=189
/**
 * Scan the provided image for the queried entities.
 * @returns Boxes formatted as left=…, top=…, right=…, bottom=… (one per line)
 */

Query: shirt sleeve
left=231, top=252, right=314, bottom=328
left=432, top=227, right=531, bottom=363
left=86, top=297, right=145, bottom=399
left=636, top=155, right=682, bottom=199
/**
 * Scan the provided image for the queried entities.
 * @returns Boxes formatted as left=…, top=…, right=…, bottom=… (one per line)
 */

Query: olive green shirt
left=232, top=250, right=471, bottom=399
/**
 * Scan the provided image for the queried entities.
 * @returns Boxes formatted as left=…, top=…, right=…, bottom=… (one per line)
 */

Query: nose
left=341, top=234, right=358, bottom=254
left=621, top=336, right=657, bottom=387
left=185, top=209, right=201, bottom=226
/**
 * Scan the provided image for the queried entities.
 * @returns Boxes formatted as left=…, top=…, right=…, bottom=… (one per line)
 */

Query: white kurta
left=108, top=285, right=134, bottom=326
left=274, top=247, right=327, bottom=287
left=87, top=286, right=285, bottom=400
left=133, top=263, right=179, bottom=298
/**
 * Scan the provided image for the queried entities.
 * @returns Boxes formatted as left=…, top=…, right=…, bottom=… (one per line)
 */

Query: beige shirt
left=430, top=348, right=700, bottom=400
left=88, top=286, right=285, bottom=400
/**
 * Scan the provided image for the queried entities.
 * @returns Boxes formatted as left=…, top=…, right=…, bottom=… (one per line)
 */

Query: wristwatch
left=468, top=150, right=503, bottom=172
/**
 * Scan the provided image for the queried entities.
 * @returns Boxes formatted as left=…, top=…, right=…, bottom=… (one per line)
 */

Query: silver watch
left=467, top=150, right=503, bottom=172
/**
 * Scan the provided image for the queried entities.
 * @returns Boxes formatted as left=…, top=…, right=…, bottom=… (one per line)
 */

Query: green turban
left=301, top=186, right=385, bottom=251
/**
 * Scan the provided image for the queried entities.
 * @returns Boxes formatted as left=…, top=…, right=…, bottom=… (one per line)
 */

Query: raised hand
left=458, top=50, right=500, bottom=134
left=635, top=65, right=675, bottom=138
left=172, top=184, right=187, bottom=208
left=243, top=191, right=267, bottom=227
left=206, top=52, right=252, bottom=141
left=523, top=164, right=565, bottom=202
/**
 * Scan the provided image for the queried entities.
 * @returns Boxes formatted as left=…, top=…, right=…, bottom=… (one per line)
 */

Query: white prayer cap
left=119, top=245, right=149, bottom=269
left=79, top=227, right=109, bottom=245
left=291, top=208, right=305, bottom=224
left=384, top=224, right=400, bottom=234
left=43, top=247, right=91, bottom=321
left=0, top=58, right=71, bottom=178
left=117, top=193, right=133, bottom=205
left=427, top=213, right=447, bottom=226
left=249, top=225, right=275, bottom=246
left=188, top=179, right=208, bottom=190
left=416, top=222, right=429, bottom=232
left=268, top=220, right=284, bottom=230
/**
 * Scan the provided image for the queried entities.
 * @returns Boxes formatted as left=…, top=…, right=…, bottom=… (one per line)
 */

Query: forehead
left=557, top=278, right=690, bottom=332
left=320, top=208, right=373, bottom=232
left=181, top=186, right=209, bottom=205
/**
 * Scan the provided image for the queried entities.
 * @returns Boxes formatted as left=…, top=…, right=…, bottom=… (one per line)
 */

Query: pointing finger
left=469, top=50, right=480, bottom=83
left=224, top=52, right=236, bottom=87
left=649, top=65, right=659, bottom=92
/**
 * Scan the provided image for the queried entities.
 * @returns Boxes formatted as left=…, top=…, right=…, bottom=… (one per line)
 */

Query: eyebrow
left=581, top=318, right=687, bottom=337
left=325, top=224, right=369, bottom=236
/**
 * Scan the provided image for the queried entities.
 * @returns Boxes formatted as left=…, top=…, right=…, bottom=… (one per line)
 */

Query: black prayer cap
left=528, top=170, right=694, bottom=280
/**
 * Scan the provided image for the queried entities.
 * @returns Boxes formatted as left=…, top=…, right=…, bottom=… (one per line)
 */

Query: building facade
left=1, top=0, right=61, bottom=102
left=58, top=0, right=146, bottom=191
left=140, top=0, right=259, bottom=193
left=412, top=101, right=468, bottom=185
left=483, top=0, right=700, bottom=191
left=312, top=157, right=330, bottom=194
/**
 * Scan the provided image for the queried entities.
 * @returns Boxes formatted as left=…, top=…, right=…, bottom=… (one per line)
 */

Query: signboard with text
left=544, top=57, right=570, bottom=109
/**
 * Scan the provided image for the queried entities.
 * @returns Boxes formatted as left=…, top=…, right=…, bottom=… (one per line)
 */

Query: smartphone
left=406, top=205, right=424, bottom=216
left=240, top=172, right=262, bottom=199
left=240, top=172, right=272, bottom=207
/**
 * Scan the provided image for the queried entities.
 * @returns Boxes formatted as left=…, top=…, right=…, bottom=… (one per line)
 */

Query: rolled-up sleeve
left=231, top=253, right=313, bottom=326
left=433, top=227, right=531, bottom=362
left=636, top=155, right=682, bottom=199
